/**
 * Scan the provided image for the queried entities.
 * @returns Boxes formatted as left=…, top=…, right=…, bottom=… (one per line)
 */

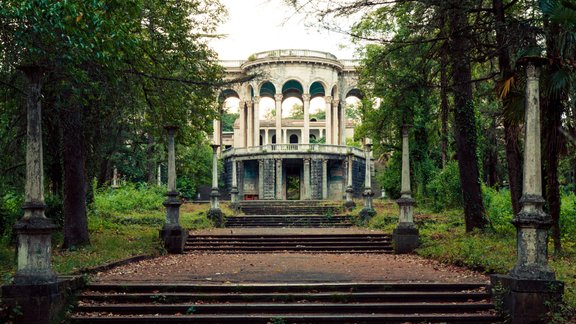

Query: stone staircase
left=69, top=282, right=500, bottom=323
left=225, top=215, right=353, bottom=227
left=184, top=233, right=393, bottom=253
left=237, top=200, right=343, bottom=215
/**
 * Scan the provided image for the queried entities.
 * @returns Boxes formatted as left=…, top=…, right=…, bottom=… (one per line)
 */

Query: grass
left=365, top=199, right=576, bottom=316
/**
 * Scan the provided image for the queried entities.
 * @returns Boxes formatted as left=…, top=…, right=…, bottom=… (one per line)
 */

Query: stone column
left=393, top=125, right=419, bottom=253
left=12, top=66, right=58, bottom=286
left=258, top=159, right=264, bottom=199
left=208, top=144, right=223, bottom=225
left=230, top=160, right=239, bottom=205
left=157, top=164, right=162, bottom=186
left=322, top=159, right=329, bottom=200
left=276, top=158, right=283, bottom=200
left=246, top=100, right=253, bottom=147
left=303, top=158, right=311, bottom=200
left=159, top=126, right=187, bottom=254
left=112, top=166, right=119, bottom=188
left=239, top=100, right=246, bottom=147
left=333, top=99, right=340, bottom=145
left=275, top=94, right=283, bottom=145
left=253, top=96, right=260, bottom=146
left=324, top=96, right=332, bottom=144
left=303, top=94, right=311, bottom=144
left=339, top=99, right=346, bottom=145
left=265, top=129, right=269, bottom=145
left=491, top=57, right=563, bottom=324
left=360, top=139, right=375, bottom=219
left=344, top=152, right=355, bottom=210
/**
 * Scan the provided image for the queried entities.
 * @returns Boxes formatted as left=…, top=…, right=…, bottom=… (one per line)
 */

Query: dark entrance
left=285, top=163, right=301, bottom=200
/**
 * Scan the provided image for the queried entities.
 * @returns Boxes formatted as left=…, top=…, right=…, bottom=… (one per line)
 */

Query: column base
left=159, top=226, right=188, bottom=254
left=359, top=207, right=376, bottom=220
left=343, top=200, right=356, bottom=211
left=491, top=274, right=564, bottom=323
left=392, top=226, right=419, bottom=254
left=208, top=208, right=224, bottom=227
left=2, top=277, right=83, bottom=324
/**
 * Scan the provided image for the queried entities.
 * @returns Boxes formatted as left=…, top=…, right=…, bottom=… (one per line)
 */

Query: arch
left=247, top=85, right=255, bottom=98
left=346, top=88, right=363, bottom=100
left=259, top=81, right=276, bottom=98
left=330, top=85, right=339, bottom=98
left=289, top=134, right=299, bottom=144
left=219, top=89, right=240, bottom=101
left=282, top=79, right=304, bottom=99
left=309, top=81, right=326, bottom=98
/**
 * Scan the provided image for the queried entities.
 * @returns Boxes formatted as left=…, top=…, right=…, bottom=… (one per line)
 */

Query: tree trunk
left=61, top=103, right=90, bottom=249
left=146, top=134, right=156, bottom=185
left=484, top=116, right=498, bottom=187
left=493, top=0, right=522, bottom=215
left=440, top=43, right=449, bottom=168
left=447, top=1, right=488, bottom=232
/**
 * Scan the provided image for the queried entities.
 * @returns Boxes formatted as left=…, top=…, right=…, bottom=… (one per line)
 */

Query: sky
left=209, top=0, right=358, bottom=60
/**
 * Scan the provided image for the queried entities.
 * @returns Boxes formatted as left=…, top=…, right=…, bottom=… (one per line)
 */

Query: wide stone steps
left=225, top=215, right=353, bottom=227
left=238, top=200, right=343, bottom=216
left=69, top=282, right=500, bottom=323
left=184, top=234, right=393, bottom=253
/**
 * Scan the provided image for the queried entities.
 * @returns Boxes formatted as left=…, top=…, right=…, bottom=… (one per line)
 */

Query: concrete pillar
left=230, top=160, right=239, bottom=204
left=246, top=100, right=253, bottom=147
left=157, top=164, right=162, bottom=186
left=258, top=159, right=264, bottom=199
left=303, top=158, right=311, bottom=199
left=303, top=94, right=311, bottom=144
left=344, top=153, right=355, bottom=210
left=254, top=96, right=260, bottom=146
left=360, top=139, right=375, bottom=220
left=276, top=158, right=283, bottom=200
left=393, top=125, right=419, bottom=254
left=275, top=94, right=283, bottom=145
left=265, top=129, right=269, bottom=145
left=322, top=159, right=329, bottom=200
left=159, top=126, right=187, bottom=254
left=212, top=118, right=220, bottom=146
left=208, top=144, right=223, bottom=225
left=339, top=99, right=346, bottom=145
left=333, top=99, right=341, bottom=145
left=112, top=167, right=119, bottom=188
left=491, top=57, right=563, bottom=323
left=13, top=66, right=58, bottom=286
left=283, top=129, right=288, bottom=144
left=324, top=96, right=332, bottom=144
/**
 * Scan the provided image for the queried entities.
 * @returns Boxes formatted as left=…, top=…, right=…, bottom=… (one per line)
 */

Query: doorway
left=285, top=164, right=301, bottom=200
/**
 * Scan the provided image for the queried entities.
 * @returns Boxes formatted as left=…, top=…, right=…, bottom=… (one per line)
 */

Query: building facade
left=215, top=49, right=370, bottom=200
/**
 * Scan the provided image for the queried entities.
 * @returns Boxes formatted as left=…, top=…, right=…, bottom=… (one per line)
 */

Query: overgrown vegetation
left=0, top=184, right=213, bottom=282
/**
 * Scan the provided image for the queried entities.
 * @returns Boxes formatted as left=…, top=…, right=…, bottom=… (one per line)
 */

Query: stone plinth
left=160, top=192, right=187, bottom=254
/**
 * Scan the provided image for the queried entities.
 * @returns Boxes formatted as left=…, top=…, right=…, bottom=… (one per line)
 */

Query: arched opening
left=345, top=88, right=364, bottom=125
left=289, top=134, right=299, bottom=144
left=218, top=89, right=240, bottom=132
left=282, top=79, right=304, bottom=99
left=259, top=82, right=276, bottom=120
left=282, top=97, right=304, bottom=118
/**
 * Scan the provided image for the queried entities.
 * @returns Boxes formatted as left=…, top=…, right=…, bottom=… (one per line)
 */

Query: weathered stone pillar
left=275, top=94, right=283, bottom=145
left=159, top=126, right=187, bottom=254
left=112, top=166, right=119, bottom=188
left=13, top=66, right=58, bottom=286
left=333, top=99, right=341, bottom=145
left=246, top=100, right=253, bottom=147
left=322, top=159, right=329, bottom=200
left=303, top=94, right=311, bottom=144
left=230, top=160, right=239, bottom=204
left=303, top=158, right=311, bottom=200
left=208, top=144, right=223, bottom=225
left=258, top=159, right=264, bottom=199
left=344, top=152, right=355, bottom=210
left=239, top=100, right=246, bottom=147
left=393, top=125, right=419, bottom=254
left=324, top=96, right=332, bottom=144
left=491, top=57, right=563, bottom=323
left=265, top=129, right=269, bottom=145
left=253, top=96, right=260, bottom=146
left=157, top=164, right=162, bottom=186
left=360, top=139, right=375, bottom=220
left=276, top=158, right=283, bottom=200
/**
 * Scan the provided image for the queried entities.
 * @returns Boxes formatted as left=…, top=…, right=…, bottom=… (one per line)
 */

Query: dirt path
left=92, top=252, right=488, bottom=284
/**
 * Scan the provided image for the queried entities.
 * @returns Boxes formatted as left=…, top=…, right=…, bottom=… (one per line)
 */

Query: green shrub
left=560, top=192, right=576, bottom=239
left=377, top=156, right=401, bottom=199
left=0, top=192, right=22, bottom=240
left=426, top=161, right=463, bottom=212
left=483, top=187, right=514, bottom=235
left=94, top=183, right=165, bottom=215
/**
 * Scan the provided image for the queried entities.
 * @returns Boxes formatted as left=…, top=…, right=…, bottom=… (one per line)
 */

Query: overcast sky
left=209, top=0, right=358, bottom=60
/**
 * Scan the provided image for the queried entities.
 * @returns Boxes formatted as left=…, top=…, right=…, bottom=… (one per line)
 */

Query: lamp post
left=344, top=152, right=356, bottom=211
left=159, top=126, right=187, bottom=254
left=491, top=57, right=563, bottom=323
left=393, top=125, right=419, bottom=253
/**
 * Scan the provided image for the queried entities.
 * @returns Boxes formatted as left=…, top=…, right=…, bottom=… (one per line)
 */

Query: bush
left=426, top=161, right=463, bottom=212
left=561, top=192, right=576, bottom=239
left=0, top=192, right=22, bottom=240
left=377, top=156, right=401, bottom=199
left=94, top=183, right=165, bottom=215
left=483, top=187, right=514, bottom=235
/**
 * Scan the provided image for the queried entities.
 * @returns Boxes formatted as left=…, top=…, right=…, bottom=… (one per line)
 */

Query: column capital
left=324, top=95, right=332, bottom=102
left=303, top=157, right=311, bottom=163
left=274, top=94, right=283, bottom=102
left=246, top=100, right=253, bottom=105
left=253, top=95, right=261, bottom=102
left=302, top=94, right=311, bottom=101
left=332, top=99, right=340, bottom=106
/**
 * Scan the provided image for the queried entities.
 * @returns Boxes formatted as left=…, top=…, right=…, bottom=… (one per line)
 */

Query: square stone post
left=275, top=94, right=283, bottom=145
left=344, top=152, right=356, bottom=210
left=258, top=159, right=264, bottom=199
left=322, top=159, right=329, bottom=200
left=303, top=158, right=311, bottom=200
left=303, top=94, right=311, bottom=144
left=230, top=159, right=239, bottom=212
left=491, top=57, right=563, bottom=323
left=393, top=125, right=419, bottom=254
left=324, top=96, right=332, bottom=144
left=208, top=144, right=223, bottom=226
left=159, top=126, right=187, bottom=254
left=276, top=158, right=283, bottom=200
left=359, top=139, right=375, bottom=219
left=254, top=96, right=260, bottom=146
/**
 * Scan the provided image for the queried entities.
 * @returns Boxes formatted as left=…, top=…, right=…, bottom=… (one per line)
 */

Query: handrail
left=221, top=144, right=365, bottom=159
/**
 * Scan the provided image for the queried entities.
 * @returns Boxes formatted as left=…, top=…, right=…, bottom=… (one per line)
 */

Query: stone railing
left=250, top=49, right=338, bottom=60
left=222, top=144, right=365, bottom=159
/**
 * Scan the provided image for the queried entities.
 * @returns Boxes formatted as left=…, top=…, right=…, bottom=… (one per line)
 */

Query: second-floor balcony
left=222, top=144, right=366, bottom=160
